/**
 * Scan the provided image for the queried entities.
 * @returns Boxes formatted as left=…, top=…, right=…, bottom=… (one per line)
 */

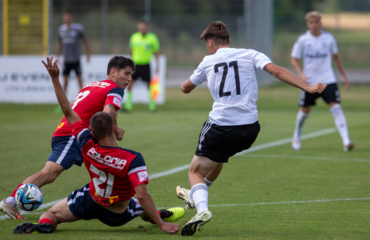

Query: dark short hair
left=138, top=20, right=148, bottom=25
left=200, top=21, right=230, bottom=46
left=90, top=112, right=114, bottom=140
left=107, top=56, right=135, bottom=75
left=64, top=10, right=72, bottom=15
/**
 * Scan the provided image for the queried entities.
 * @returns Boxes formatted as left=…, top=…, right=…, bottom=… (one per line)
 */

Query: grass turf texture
left=0, top=84, right=369, bottom=239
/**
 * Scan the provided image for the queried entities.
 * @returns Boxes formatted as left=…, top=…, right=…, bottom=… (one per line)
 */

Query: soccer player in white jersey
left=176, top=21, right=327, bottom=236
left=291, top=11, right=354, bottom=151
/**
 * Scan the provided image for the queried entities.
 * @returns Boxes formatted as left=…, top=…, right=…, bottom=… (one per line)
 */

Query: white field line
left=157, top=197, right=370, bottom=209
left=235, top=128, right=336, bottom=156
left=245, top=154, right=370, bottom=163
left=0, top=128, right=335, bottom=220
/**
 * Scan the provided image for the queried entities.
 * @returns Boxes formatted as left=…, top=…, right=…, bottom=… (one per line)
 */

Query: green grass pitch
left=0, top=84, right=369, bottom=239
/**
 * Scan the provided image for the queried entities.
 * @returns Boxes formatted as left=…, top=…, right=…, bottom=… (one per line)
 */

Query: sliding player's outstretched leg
left=13, top=222, right=54, bottom=234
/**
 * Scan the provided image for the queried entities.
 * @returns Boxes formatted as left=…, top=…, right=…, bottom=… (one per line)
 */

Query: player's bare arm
left=332, top=53, right=350, bottom=91
left=181, top=79, right=197, bottom=94
left=135, top=184, right=180, bottom=234
left=83, top=38, right=91, bottom=62
left=42, top=56, right=81, bottom=126
left=264, top=63, right=327, bottom=94
left=154, top=52, right=160, bottom=74
left=103, top=104, right=125, bottom=141
left=291, top=58, right=308, bottom=81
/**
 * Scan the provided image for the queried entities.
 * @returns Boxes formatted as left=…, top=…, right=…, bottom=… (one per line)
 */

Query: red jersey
left=71, top=121, right=149, bottom=206
left=52, top=80, right=123, bottom=138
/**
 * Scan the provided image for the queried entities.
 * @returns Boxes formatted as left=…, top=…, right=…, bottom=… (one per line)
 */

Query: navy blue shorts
left=47, top=136, right=83, bottom=170
left=67, top=183, right=144, bottom=227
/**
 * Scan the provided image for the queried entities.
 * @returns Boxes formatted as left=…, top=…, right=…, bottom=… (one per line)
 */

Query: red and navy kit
left=71, top=121, right=149, bottom=206
left=53, top=80, right=123, bottom=138
left=47, top=80, right=123, bottom=170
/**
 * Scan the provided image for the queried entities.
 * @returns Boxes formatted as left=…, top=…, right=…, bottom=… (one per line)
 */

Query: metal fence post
left=101, top=0, right=108, bottom=54
left=0, top=0, right=3, bottom=55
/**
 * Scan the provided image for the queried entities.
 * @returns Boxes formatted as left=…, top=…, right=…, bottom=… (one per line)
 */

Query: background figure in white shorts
left=291, top=11, right=354, bottom=152
left=177, top=21, right=326, bottom=236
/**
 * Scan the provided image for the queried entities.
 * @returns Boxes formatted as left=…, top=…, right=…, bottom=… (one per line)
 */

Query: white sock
left=5, top=196, right=16, bottom=206
left=294, top=110, right=310, bottom=141
left=330, top=104, right=350, bottom=146
left=190, top=183, right=208, bottom=214
left=204, top=178, right=214, bottom=187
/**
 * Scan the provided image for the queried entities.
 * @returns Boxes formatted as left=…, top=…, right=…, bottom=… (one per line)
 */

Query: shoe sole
left=181, top=212, right=212, bottom=236
left=13, top=222, right=54, bottom=234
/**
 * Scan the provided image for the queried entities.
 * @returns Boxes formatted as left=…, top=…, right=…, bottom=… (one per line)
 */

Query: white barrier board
left=0, top=55, right=166, bottom=104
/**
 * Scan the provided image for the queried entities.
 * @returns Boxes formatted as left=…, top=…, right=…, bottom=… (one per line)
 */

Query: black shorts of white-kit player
left=299, top=83, right=340, bottom=107
left=195, top=121, right=260, bottom=163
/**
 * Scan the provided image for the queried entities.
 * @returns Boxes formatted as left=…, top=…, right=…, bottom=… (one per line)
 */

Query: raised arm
left=264, top=63, right=326, bottom=94
left=42, top=56, right=81, bottom=126
left=135, top=183, right=180, bottom=234
left=103, top=104, right=124, bottom=141
left=332, top=53, right=350, bottom=91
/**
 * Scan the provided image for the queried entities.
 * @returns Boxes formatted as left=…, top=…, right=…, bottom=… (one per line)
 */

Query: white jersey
left=291, top=30, right=338, bottom=86
left=190, top=48, right=272, bottom=126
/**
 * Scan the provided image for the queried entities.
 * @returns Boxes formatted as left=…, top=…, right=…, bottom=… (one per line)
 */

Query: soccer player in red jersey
left=0, top=56, right=132, bottom=220
left=13, top=57, right=183, bottom=234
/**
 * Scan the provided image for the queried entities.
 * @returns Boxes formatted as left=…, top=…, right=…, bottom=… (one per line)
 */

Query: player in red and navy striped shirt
left=1, top=56, right=134, bottom=220
left=13, top=57, right=182, bottom=234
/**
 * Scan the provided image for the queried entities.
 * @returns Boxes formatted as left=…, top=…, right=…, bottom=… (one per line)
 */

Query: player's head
left=63, top=10, right=73, bottom=25
left=200, top=21, right=230, bottom=54
left=107, top=56, right=135, bottom=89
left=138, top=20, right=149, bottom=35
left=90, top=112, right=115, bottom=140
left=305, top=11, right=322, bottom=33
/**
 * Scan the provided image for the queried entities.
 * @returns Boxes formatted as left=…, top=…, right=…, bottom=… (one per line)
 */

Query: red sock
left=39, top=218, right=53, bottom=225
left=10, top=184, right=24, bottom=198
left=157, top=210, right=161, bottom=215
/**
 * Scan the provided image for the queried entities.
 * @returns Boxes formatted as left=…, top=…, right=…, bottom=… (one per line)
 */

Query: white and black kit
left=190, top=48, right=272, bottom=162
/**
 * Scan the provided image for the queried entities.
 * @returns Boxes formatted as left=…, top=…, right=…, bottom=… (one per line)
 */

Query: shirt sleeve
left=253, top=50, right=273, bottom=70
left=71, top=121, right=93, bottom=148
left=129, top=34, right=134, bottom=49
left=151, top=34, right=160, bottom=52
left=291, top=38, right=303, bottom=59
left=105, top=87, right=124, bottom=110
left=190, top=61, right=207, bottom=85
left=128, top=153, right=149, bottom=187
left=330, top=37, right=338, bottom=54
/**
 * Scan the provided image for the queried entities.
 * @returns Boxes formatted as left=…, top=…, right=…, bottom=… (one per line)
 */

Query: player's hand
left=343, top=77, right=350, bottom=91
left=307, top=83, right=327, bottom=94
left=158, top=222, right=180, bottom=234
left=86, top=55, right=91, bottom=63
left=42, top=56, right=60, bottom=81
left=115, top=127, right=125, bottom=141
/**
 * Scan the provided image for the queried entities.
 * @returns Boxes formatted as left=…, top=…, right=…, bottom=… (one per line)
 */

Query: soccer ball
left=15, top=183, right=43, bottom=211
